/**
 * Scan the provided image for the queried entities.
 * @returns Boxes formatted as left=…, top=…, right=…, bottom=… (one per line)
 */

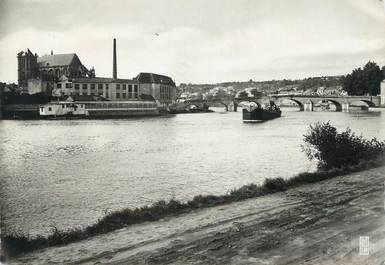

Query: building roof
left=72, top=77, right=136, bottom=83
left=136, top=72, right=175, bottom=86
left=37, top=53, right=77, bottom=67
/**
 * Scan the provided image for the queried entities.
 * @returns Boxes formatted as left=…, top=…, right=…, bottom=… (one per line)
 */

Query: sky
left=0, top=0, right=384, bottom=84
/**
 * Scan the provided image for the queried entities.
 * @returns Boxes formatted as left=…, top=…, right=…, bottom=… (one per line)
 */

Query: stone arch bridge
left=176, top=99, right=237, bottom=112
left=270, top=94, right=381, bottom=111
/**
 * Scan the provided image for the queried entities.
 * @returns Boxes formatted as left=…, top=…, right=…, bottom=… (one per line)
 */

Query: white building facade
left=52, top=76, right=140, bottom=101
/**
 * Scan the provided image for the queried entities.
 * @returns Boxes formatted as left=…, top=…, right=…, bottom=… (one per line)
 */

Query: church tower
left=17, top=49, right=38, bottom=88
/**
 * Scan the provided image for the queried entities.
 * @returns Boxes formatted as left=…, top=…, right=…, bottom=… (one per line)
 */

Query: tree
left=342, top=68, right=366, bottom=95
left=237, top=90, right=249, bottom=98
left=363, top=61, right=383, bottom=95
left=382, top=66, right=385, bottom=79
left=343, top=61, right=384, bottom=96
left=249, top=88, right=263, bottom=98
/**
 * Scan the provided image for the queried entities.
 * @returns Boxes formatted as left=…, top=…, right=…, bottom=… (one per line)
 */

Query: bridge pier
left=304, top=100, right=313, bottom=111
left=229, top=101, right=237, bottom=112
left=342, top=102, right=350, bottom=112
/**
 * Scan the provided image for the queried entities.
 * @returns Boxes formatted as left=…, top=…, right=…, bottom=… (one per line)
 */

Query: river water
left=1, top=108, right=384, bottom=235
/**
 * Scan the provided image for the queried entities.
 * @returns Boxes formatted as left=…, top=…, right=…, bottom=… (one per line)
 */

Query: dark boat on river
left=242, top=101, right=281, bottom=122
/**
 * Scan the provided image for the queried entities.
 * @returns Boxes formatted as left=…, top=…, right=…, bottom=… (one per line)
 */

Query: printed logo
left=359, top=236, right=370, bottom=256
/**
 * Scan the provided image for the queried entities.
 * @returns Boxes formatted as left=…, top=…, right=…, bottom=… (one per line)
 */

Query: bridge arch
left=184, top=103, right=203, bottom=111
left=199, top=101, right=229, bottom=111
left=288, top=98, right=305, bottom=111
left=358, top=100, right=376, bottom=108
left=211, top=101, right=229, bottom=111
left=182, top=100, right=230, bottom=112
left=235, top=100, right=261, bottom=109
left=323, top=99, right=342, bottom=112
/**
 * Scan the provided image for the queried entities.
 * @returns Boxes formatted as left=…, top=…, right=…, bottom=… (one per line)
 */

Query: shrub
left=302, top=121, right=385, bottom=170
left=263, top=177, right=287, bottom=191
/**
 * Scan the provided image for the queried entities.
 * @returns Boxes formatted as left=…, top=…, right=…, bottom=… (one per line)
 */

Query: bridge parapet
left=270, top=94, right=381, bottom=111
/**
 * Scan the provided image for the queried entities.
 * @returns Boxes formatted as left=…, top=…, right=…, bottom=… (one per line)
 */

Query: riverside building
left=54, top=76, right=139, bottom=101
left=136, top=72, right=177, bottom=107
left=16, top=39, right=177, bottom=108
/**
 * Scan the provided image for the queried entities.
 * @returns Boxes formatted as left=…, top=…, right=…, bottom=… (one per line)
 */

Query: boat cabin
left=39, top=102, right=87, bottom=116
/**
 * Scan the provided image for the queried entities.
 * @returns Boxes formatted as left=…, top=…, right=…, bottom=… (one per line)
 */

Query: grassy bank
left=2, top=159, right=384, bottom=258
left=2, top=122, right=384, bottom=258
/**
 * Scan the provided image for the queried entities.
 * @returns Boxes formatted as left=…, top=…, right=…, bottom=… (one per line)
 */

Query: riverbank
left=8, top=165, right=385, bottom=264
left=2, top=160, right=379, bottom=258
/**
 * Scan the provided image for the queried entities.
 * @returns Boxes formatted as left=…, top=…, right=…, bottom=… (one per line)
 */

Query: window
left=75, top=84, right=79, bottom=90
left=134, top=85, right=138, bottom=98
left=122, top=93, right=126, bottom=98
left=128, top=85, right=132, bottom=98
left=48, top=107, right=52, bottom=111
left=116, top=92, right=120, bottom=98
left=116, top=84, right=120, bottom=90
left=65, top=83, right=72, bottom=88
left=98, top=84, right=103, bottom=90
left=62, top=105, right=65, bottom=108
left=82, top=84, right=87, bottom=90
left=57, top=83, right=62, bottom=89
left=105, top=84, right=109, bottom=89
left=90, top=84, right=95, bottom=90
left=123, top=84, right=126, bottom=90
left=40, top=107, right=44, bottom=112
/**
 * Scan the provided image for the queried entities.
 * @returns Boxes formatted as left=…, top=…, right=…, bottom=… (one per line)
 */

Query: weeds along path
left=12, top=166, right=385, bottom=265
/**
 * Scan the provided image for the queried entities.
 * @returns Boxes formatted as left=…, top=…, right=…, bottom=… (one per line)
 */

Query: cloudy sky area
left=0, top=0, right=384, bottom=84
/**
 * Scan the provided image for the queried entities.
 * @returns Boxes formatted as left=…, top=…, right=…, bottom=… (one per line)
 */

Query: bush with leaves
left=302, top=122, right=385, bottom=170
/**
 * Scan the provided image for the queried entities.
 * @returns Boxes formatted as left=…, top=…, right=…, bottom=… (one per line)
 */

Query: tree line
left=342, top=61, right=385, bottom=96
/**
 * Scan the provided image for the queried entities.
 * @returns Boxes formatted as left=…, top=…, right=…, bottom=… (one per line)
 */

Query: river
left=0, top=107, right=384, bottom=236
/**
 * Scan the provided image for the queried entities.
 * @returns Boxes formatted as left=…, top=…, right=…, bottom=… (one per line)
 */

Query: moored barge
left=39, top=100, right=159, bottom=118
left=242, top=101, right=281, bottom=122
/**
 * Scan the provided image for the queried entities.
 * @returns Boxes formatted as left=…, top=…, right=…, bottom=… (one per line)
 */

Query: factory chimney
left=113, top=38, right=117, bottom=79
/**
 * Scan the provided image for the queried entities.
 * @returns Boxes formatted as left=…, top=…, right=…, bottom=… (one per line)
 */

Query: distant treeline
left=179, top=75, right=343, bottom=94
left=179, top=61, right=385, bottom=96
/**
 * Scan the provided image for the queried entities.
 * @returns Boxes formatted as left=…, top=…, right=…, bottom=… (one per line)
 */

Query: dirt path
left=11, top=166, right=385, bottom=265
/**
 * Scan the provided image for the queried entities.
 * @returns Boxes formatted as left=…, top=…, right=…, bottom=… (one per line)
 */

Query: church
left=17, top=49, right=95, bottom=95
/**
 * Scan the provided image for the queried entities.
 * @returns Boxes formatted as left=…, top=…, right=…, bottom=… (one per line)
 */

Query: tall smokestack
left=113, top=38, right=117, bottom=79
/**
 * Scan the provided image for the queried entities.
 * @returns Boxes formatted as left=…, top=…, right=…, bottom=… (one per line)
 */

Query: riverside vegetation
left=2, top=122, right=384, bottom=258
